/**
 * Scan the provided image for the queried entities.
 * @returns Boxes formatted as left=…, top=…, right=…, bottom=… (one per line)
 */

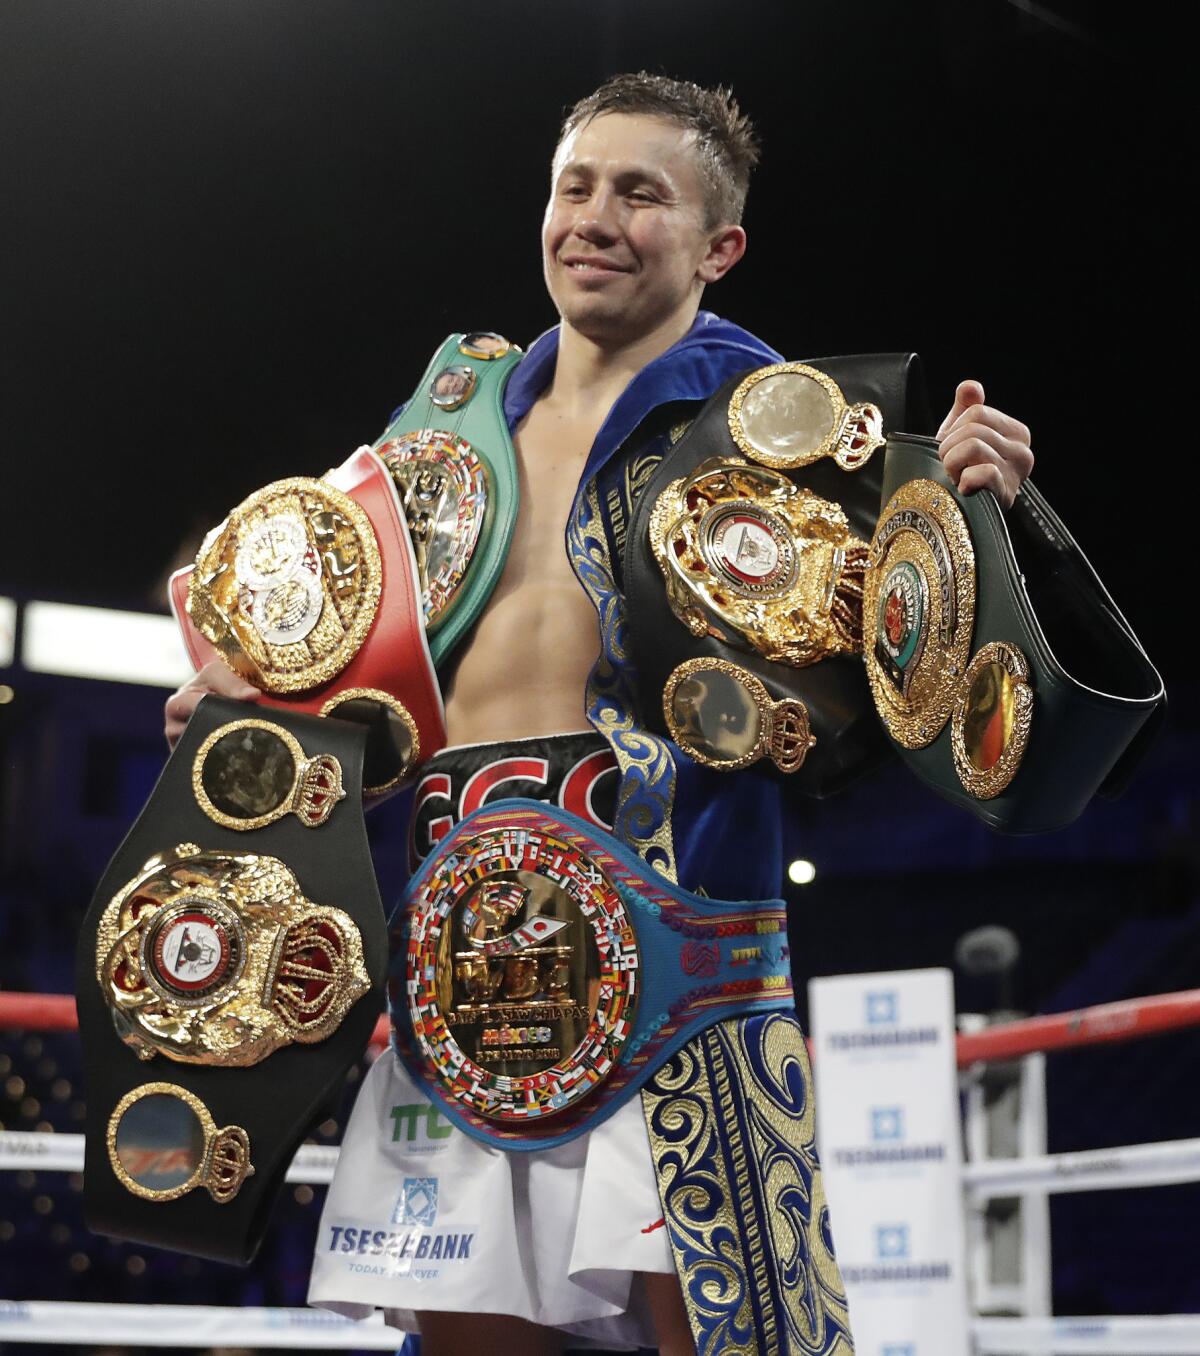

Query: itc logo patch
left=394, top=1177, right=439, bottom=1228
left=882, top=1345, right=916, bottom=1356
left=871, top=1107, right=904, bottom=1141
left=865, top=990, right=898, bottom=1025
left=875, top=1223, right=910, bottom=1260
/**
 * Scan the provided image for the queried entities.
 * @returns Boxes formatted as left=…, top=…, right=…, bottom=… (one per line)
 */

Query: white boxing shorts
left=307, top=1046, right=675, bottom=1349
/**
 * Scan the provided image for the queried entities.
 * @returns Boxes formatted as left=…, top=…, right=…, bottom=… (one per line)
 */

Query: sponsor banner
left=810, top=968, right=969, bottom=1356
left=322, top=1172, right=478, bottom=1285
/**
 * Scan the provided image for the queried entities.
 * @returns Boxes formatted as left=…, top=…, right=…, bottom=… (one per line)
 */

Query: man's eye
left=628, top=192, right=655, bottom=203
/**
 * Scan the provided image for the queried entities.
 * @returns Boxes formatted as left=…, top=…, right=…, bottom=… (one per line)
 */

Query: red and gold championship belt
left=170, top=446, right=446, bottom=794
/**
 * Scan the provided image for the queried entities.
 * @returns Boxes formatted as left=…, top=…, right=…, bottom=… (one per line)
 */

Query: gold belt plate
left=648, top=457, right=868, bottom=666
left=377, top=430, right=488, bottom=633
left=864, top=478, right=977, bottom=748
left=188, top=477, right=382, bottom=693
left=107, top=1082, right=254, bottom=1204
left=727, top=362, right=885, bottom=472
left=95, top=843, right=370, bottom=1067
left=407, top=825, right=639, bottom=1124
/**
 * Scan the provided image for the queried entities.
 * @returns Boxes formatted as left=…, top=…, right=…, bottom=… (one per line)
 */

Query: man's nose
left=573, top=190, right=621, bottom=243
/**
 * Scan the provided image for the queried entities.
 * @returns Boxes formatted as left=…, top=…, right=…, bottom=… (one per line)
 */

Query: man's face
left=543, top=112, right=723, bottom=346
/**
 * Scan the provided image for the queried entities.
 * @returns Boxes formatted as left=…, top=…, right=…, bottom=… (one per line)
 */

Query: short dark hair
left=559, top=72, right=760, bottom=228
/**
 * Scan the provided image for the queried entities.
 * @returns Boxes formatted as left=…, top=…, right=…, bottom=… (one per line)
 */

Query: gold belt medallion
left=407, top=825, right=639, bottom=1124
left=649, top=457, right=868, bottom=666
left=378, top=430, right=488, bottom=632
left=188, top=478, right=382, bottom=693
left=727, top=362, right=885, bottom=472
left=864, top=479, right=977, bottom=748
left=107, top=1082, right=253, bottom=1204
left=192, top=718, right=345, bottom=831
left=663, top=657, right=815, bottom=773
left=951, top=640, right=1034, bottom=798
left=95, top=844, right=370, bottom=1067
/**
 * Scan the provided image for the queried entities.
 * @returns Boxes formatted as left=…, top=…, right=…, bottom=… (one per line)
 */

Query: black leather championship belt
left=862, top=437, right=1164, bottom=831
left=76, top=697, right=386, bottom=1263
left=626, top=354, right=930, bottom=797
left=626, top=355, right=1164, bottom=829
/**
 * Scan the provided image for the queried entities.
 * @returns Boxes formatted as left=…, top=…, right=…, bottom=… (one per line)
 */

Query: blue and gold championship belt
left=393, top=801, right=793, bottom=1149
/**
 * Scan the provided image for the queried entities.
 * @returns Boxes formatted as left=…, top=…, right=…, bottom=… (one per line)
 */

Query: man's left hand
left=937, top=380, right=1034, bottom=510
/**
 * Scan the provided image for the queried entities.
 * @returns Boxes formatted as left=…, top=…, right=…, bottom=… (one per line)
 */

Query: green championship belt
left=863, top=437, right=1165, bottom=831
left=371, top=332, right=522, bottom=667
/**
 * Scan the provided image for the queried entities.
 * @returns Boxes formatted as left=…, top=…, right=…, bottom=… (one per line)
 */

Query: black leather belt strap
left=625, top=354, right=927, bottom=797
left=76, top=696, right=385, bottom=1264
left=871, top=438, right=1165, bottom=832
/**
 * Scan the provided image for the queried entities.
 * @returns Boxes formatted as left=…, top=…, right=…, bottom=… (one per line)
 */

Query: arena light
left=787, top=858, right=816, bottom=885
left=0, top=596, right=15, bottom=667
left=22, top=602, right=191, bottom=688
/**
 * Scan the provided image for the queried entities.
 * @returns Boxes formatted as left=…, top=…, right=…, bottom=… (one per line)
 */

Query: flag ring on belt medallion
left=170, top=445, right=447, bottom=793
left=394, top=800, right=794, bottom=1151
left=863, top=475, right=977, bottom=749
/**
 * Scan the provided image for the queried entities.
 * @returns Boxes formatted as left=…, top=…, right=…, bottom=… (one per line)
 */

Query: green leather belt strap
left=867, top=436, right=1165, bottom=832
left=372, top=334, right=522, bottom=667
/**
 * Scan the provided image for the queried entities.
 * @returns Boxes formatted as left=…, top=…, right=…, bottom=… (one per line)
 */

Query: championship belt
left=627, top=354, right=930, bottom=795
left=369, top=332, right=523, bottom=667
left=76, top=696, right=386, bottom=1263
left=862, top=437, right=1165, bottom=831
left=392, top=801, right=793, bottom=1151
left=170, top=445, right=446, bottom=795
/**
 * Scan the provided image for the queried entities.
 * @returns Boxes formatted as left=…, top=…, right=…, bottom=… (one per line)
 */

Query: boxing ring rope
left=3, top=987, right=1200, bottom=1351
left=7, top=984, right=1200, bottom=1062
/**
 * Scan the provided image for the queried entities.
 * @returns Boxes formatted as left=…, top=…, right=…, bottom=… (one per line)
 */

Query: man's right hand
left=164, top=660, right=261, bottom=749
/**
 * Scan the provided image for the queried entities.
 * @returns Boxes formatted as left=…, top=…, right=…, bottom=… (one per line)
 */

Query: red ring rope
left=3, top=988, right=1200, bottom=1066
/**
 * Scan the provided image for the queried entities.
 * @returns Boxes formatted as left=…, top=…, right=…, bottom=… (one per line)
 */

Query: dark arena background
left=0, top=2, right=1192, bottom=1354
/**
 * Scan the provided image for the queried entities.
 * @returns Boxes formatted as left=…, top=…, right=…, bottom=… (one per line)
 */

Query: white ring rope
left=0, top=1301, right=399, bottom=1349
left=971, top=1314, right=1200, bottom=1355
left=0, top=1132, right=337, bottom=1182
left=1, top=1302, right=1198, bottom=1351
left=7, top=1129, right=1200, bottom=1199
left=962, top=1135, right=1200, bottom=1200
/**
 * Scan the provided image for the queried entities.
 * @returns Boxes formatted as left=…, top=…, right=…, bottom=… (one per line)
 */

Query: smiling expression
left=543, top=112, right=741, bottom=347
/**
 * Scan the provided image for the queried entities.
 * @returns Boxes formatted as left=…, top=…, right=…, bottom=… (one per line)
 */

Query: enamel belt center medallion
left=864, top=479, right=977, bottom=748
left=188, top=478, right=382, bottom=693
left=405, top=826, right=639, bottom=1123
left=96, top=844, right=370, bottom=1066
left=649, top=456, right=868, bottom=666
left=378, top=430, right=488, bottom=633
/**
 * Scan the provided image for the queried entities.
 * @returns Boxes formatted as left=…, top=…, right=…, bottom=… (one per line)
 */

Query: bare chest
left=441, top=406, right=602, bottom=745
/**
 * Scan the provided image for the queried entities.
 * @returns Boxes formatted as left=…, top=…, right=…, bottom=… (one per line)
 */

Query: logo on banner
left=882, top=1345, right=917, bottom=1356
left=876, top=1224, right=910, bottom=1260
left=832, top=1108, right=947, bottom=1168
left=395, top=1177, right=439, bottom=1228
left=826, top=988, right=939, bottom=1053
left=389, top=1102, right=454, bottom=1151
left=871, top=1107, right=904, bottom=1141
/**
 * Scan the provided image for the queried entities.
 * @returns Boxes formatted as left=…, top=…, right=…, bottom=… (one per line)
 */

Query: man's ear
left=698, top=224, right=747, bottom=284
